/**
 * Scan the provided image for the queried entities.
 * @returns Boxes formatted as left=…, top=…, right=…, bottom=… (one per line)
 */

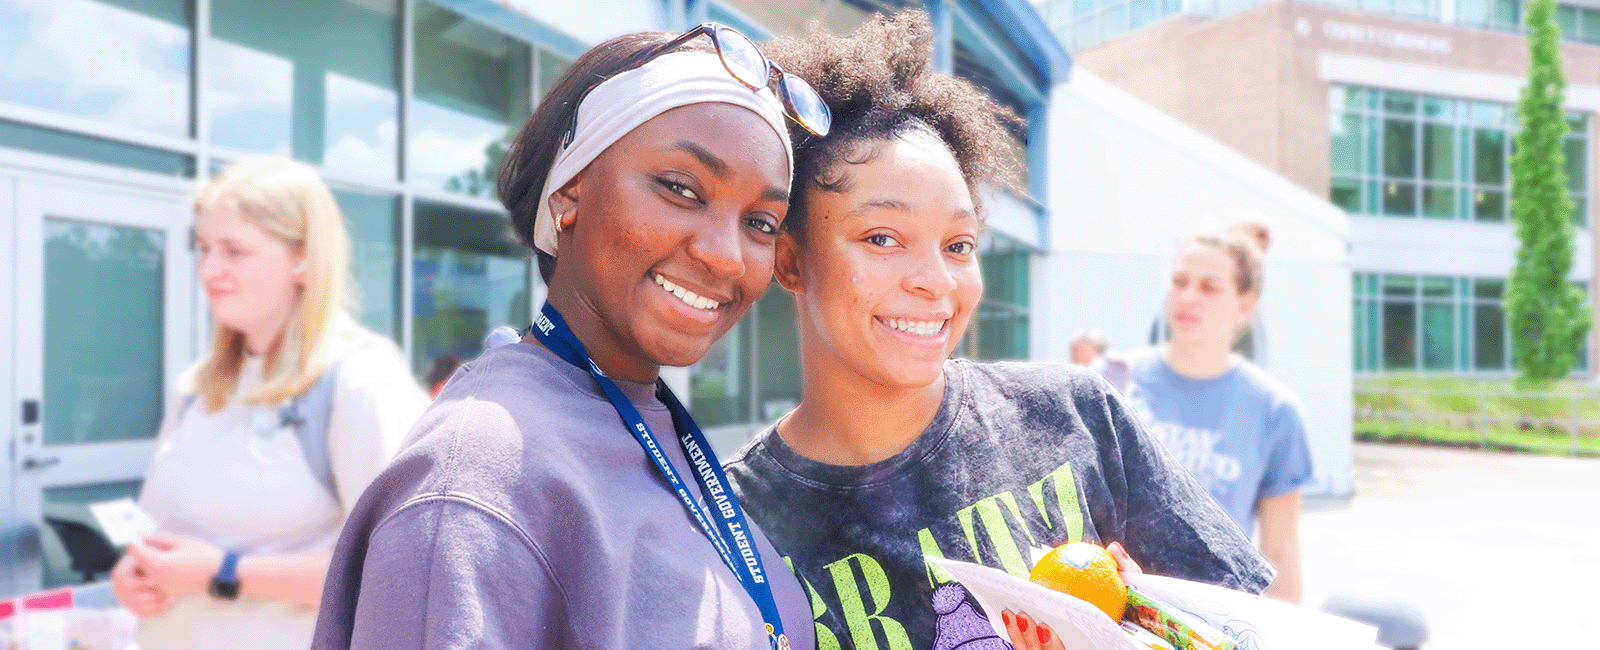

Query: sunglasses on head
left=562, top=22, right=832, bottom=147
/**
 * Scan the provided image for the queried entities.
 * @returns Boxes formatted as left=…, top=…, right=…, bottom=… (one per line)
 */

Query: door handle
left=22, top=456, right=59, bottom=471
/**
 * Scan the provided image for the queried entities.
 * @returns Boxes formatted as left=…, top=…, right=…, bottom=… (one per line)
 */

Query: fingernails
left=1002, top=611, right=1013, bottom=626
left=1038, top=625, right=1052, bottom=644
left=1018, top=616, right=1029, bottom=633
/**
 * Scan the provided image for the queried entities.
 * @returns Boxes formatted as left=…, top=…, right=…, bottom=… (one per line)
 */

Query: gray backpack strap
left=277, top=362, right=341, bottom=499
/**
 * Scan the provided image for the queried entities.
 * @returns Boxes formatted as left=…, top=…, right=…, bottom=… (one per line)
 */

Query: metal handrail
left=1353, top=386, right=1596, bottom=456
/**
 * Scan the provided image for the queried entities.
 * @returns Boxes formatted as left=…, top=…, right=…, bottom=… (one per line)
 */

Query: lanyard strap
left=528, top=304, right=787, bottom=649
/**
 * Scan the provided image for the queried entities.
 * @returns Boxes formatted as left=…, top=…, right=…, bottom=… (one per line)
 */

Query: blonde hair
left=1184, top=221, right=1270, bottom=296
left=191, top=158, right=351, bottom=412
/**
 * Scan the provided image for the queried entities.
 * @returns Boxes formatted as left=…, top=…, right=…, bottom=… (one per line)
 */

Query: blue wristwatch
left=208, top=551, right=241, bottom=600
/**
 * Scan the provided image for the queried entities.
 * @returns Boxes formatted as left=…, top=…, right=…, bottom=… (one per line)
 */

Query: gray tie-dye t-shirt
left=723, top=360, right=1272, bottom=650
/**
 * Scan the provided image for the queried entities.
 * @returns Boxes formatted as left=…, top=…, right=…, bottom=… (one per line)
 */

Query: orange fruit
left=1028, top=542, right=1127, bottom=621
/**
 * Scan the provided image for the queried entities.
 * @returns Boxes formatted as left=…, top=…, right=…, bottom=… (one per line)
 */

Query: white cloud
left=3, top=0, right=191, bottom=136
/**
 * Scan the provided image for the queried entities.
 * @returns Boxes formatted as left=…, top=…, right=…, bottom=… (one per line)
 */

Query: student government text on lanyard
left=528, top=303, right=788, bottom=650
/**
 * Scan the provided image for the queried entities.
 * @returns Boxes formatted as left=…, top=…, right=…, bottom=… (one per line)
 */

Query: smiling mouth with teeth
left=653, top=273, right=722, bottom=311
left=881, top=317, right=947, bottom=338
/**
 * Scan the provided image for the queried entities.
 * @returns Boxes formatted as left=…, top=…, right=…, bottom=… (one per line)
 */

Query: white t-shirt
left=137, top=317, right=427, bottom=650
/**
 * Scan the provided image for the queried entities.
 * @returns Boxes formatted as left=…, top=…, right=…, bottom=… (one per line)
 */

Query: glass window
left=1383, top=274, right=1417, bottom=297
left=1130, top=0, right=1157, bottom=27
left=1103, top=3, right=1130, bottom=37
left=1423, top=97, right=1454, bottom=120
left=1492, top=0, right=1519, bottom=27
left=536, top=48, right=572, bottom=102
left=1423, top=186, right=1454, bottom=219
left=1382, top=301, right=1417, bottom=370
left=1384, top=182, right=1416, bottom=216
left=1422, top=302, right=1454, bottom=370
left=1331, top=177, right=1360, bottom=212
left=1422, top=275, right=1454, bottom=298
left=1471, top=102, right=1506, bottom=127
left=411, top=1, right=532, bottom=199
left=971, top=235, right=1032, bottom=361
left=1457, top=0, right=1487, bottom=24
left=1331, top=114, right=1362, bottom=176
left=1585, top=9, right=1600, bottom=42
left=208, top=0, right=399, bottom=178
left=44, top=219, right=163, bottom=445
left=0, top=0, right=191, bottom=138
left=1383, top=119, right=1416, bottom=177
left=1567, top=136, right=1587, bottom=193
left=1383, top=91, right=1417, bottom=116
left=1474, top=189, right=1506, bottom=222
left=334, top=189, right=401, bottom=339
left=688, top=288, right=802, bottom=429
left=411, top=201, right=530, bottom=378
left=1557, top=4, right=1580, bottom=35
left=1423, top=123, right=1454, bottom=182
left=1474, top=129, right=1506, bottom=185
left=1474, top=303, right=1506, bottom=369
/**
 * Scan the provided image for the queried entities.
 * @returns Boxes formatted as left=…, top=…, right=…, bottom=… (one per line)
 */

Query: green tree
left=1508, top=0, right=1593, bottom=388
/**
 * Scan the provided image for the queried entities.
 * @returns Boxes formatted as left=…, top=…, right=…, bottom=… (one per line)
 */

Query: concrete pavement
left=1300, top=443, right=1600, bottom=649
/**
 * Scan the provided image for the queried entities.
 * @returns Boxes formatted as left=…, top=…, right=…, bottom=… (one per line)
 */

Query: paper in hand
left=87, top=498, right=157, bottom=547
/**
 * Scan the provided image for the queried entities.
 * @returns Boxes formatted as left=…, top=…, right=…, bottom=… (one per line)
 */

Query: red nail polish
left=1002, top=611, right=1012, bottom=626
left=1018, top=616, right=1029, bottom=633
left=1038, top=625, right=1052, bottom=644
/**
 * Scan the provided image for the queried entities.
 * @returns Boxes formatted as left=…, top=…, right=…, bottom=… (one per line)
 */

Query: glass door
left=6, top=176, right=192, bottom=595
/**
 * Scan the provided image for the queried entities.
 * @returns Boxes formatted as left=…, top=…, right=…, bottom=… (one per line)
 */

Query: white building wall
left=1349, top=216, right=1592, bottom=279
left=1038, top=70, right=1356, bottom=496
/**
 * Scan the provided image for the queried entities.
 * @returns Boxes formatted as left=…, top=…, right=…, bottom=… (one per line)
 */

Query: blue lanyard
left=528, top=304, right=788, bottom=650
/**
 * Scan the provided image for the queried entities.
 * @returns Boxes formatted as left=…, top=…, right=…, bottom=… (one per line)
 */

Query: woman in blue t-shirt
left=721, top=12, right=1274, bottom=650
left=1123, top=223, right=1315, bottom=603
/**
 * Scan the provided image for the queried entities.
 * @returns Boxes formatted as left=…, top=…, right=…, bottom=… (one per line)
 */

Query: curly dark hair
left=765, top=10, right=1023, bottom=237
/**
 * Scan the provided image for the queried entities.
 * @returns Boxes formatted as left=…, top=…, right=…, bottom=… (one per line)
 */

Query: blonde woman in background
left=1123, top=222, right=1314, bottom=603
left=109, top=158, right=428, bottom=650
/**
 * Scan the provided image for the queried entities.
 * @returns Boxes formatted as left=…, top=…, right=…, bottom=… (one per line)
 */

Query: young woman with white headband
left=313, top=25, right=828, bottom=650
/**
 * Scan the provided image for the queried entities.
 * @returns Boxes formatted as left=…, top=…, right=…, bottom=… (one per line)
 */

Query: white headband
left=534, top=51, right=794, bottom=256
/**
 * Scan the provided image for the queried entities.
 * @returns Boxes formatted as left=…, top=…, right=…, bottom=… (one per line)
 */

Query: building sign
left=1315, top=20, right=1452, bottom=55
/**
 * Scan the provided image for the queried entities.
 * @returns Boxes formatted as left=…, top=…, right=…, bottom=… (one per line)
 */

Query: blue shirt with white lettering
left=1124, top=350, right=1314, bottom=536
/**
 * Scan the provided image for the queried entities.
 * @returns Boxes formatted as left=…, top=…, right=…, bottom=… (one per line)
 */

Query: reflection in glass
left=1383, top=119, right=1416, bottom=177
left=1474, top=129, right=1506, bottom=184
left=42, top=481, right=141, bottom=588
left=334, top=189, right=400, bottom=338
left=1474, top=303, right=1506, bottom=370
left=44, top=219, right=163, bottom=446
left=689, top=288, right=801, bottom=429
left=0, top=0, right=191, bottom=137
left=1382, top=301, right=1416, bottom=370
left=209, top=0, right=398, bottom=177
left=1422, top=303, right=1454, bottom=370
left=974, top=235, right=1031, bottom=360
left=411, top=201, right=529, bottom=377
left=412, top=0, right=531, bottom=198
left=1330, top=115, right=1361, bottom=176
left=206, top=38, right=293, bottom=155
left=1330, top=177, right=1359, bottom=212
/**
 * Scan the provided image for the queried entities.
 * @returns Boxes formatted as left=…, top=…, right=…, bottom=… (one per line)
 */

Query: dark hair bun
left=1227, top=221, right=1271, bottom=254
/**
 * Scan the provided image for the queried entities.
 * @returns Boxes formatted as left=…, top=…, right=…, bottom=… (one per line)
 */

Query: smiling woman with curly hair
left=721, top=11, right=1275, bottom=650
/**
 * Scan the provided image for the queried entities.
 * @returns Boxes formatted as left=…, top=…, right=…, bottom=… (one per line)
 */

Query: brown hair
left=191, top=158, right=351, bottom=412
left=498, top=31, right=713, bottom=282
left=1185, top=221, right=1270, bottom=296
left=763, top=11, right=1022, bottom=238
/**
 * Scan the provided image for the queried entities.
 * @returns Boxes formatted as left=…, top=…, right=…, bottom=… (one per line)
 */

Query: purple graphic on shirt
left=931, top=583, right=1013, bottom=650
